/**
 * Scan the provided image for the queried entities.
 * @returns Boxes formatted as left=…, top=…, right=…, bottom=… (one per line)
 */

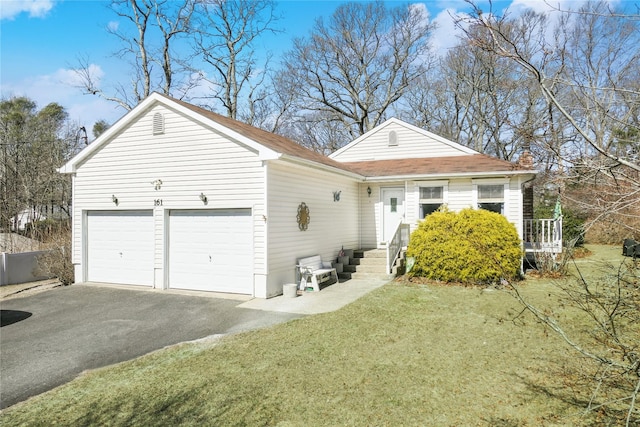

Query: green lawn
left=1, top=246, right=634, bottom=426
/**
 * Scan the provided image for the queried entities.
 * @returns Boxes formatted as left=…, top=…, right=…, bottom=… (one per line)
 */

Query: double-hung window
left=477, top=184, right=505, bottom=214
left=418, top=182, right=446, bottom=218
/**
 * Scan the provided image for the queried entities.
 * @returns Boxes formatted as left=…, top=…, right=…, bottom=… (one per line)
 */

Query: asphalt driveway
left=0, top=285, right=302, bottom=409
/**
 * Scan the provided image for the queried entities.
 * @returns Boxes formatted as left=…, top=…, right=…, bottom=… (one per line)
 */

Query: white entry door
left=86, top=211, right=154, bottom=286
left=382, top=188, right=405, bottom=242
left=168, top=209, right=253, bottom=294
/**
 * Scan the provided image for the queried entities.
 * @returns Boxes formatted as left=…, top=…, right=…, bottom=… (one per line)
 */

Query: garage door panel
left=87, top=211, right=154, bottom=286
left=169, top=209, right=253, bottom=294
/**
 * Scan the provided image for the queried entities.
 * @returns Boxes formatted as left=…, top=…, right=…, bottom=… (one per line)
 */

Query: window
left=477, top=184, right=504, bottom=214
left=419, top=186, right=443, bottom=218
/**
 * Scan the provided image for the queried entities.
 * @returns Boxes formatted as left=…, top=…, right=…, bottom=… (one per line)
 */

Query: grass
left=1, top=245, right=635, bottom=426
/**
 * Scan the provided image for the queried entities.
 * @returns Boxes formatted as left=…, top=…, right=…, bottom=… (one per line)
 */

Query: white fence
left=0, top=251, right=52, bottom=286
left=523, top=218, right=563, bottom=254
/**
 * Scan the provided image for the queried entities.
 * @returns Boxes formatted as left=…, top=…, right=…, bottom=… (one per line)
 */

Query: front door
left=382, top=187, right=405, bottom=242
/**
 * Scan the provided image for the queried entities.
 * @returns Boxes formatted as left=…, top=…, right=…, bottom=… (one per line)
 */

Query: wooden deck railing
left=523, top=218, right=563, bottom=254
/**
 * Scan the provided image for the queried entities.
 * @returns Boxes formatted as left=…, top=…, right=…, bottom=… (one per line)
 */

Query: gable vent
left=152, top=112, right=165, bottom=135
left=388, top=130, right=398, bottom=146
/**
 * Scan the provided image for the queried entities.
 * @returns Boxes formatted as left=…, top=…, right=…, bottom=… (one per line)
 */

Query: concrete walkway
left=239, top=277, right=391, bottom=314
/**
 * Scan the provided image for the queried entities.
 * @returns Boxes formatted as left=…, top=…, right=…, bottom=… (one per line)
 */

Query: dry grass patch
left=7, top=246, right=633, bottom=425
left=2, top=281, right=600, bottom=426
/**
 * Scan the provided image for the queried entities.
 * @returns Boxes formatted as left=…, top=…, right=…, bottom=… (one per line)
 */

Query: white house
left=59, top=92, right=546, bottom=298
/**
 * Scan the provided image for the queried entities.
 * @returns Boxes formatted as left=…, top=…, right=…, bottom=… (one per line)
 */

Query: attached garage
left=168, top=209, right=253, bottom=294
left=86, top=211, right=154, bottom=286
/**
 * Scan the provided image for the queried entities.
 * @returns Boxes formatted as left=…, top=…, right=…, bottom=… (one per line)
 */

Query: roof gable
left=59, top=93, right=351, bottom=175
left=329, top=118, right=477, bottom=162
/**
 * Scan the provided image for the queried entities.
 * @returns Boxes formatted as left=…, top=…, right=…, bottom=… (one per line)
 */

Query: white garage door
left=169, top=209, right=253, bottom=294
left=86, top=211, right=154, bottom=286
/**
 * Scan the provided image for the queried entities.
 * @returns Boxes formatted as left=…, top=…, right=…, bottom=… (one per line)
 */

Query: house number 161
left=154, top=199, right=163, bottom=206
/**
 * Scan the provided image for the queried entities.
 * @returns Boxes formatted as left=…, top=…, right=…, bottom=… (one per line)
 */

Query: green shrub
left=407, top=208, right=523, bottom=284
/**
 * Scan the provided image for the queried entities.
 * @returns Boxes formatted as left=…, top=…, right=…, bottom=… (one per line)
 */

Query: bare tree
left=460, top=1, right=639, bottom=173
left=402, top=10, right=553, bottom=162
left=279, top=1, right=434, bottom=151
left=192, top=0, right=279, bottom=123
left=459, top=2, right=639, bottom=424
left=74, top=0, right=197, bottom=111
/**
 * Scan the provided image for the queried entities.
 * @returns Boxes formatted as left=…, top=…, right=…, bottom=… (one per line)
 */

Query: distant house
left=59, top=92, right=557, bottom=298
left=10, top=208, right=44, bottom=232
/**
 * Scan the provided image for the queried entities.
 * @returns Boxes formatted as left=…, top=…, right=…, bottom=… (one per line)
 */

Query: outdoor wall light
left=111, top=195, right=119, bottom=205
left=367, top=186, right=372, bottom=197
left=199, top=192, right=208, bottom=204
left=152, top=179, right=163, bottom=190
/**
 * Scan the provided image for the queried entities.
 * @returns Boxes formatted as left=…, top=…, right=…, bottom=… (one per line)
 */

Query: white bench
left=297, top=255, right=338, bottom=292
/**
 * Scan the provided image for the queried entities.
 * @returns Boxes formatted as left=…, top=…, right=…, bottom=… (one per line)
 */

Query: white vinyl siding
left=330, top=120, right=474, bottom=162
left=71, top=104, right=265, bottom=289
left=360, top=183, right=379, bottom=249
left=265, top=161, right=359, bottom=296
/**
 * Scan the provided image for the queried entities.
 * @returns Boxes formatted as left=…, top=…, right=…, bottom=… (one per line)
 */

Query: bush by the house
left=407, top=208, right=522, bottom=284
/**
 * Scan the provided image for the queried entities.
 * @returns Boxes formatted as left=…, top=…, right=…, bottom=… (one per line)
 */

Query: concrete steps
left=335, top=248, right=401, bottom=282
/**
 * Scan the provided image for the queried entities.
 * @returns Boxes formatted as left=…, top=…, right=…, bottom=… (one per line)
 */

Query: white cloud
left=0, top=65, right=125, bottom=129
left=0, top=0, right=55, bottom=20
left=426, top=0, right=624, bottom=57
left=507, top=0, right=622, bottom=18
left=430, top=8, right=467, bottom=56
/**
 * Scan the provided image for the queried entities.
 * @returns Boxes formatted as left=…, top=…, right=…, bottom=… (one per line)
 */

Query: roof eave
left=362, top=169, right=538, bottom=182
left=277, top=154, right=364, bottom=179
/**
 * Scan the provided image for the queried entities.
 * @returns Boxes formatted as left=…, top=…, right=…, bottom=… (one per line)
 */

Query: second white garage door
left=168, top=209, right=253, bottom=294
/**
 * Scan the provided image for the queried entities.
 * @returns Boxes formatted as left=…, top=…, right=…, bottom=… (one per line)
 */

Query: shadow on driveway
left=0, top=310, right=33, bottom=327
left=0, top=285, right=302, bottom=409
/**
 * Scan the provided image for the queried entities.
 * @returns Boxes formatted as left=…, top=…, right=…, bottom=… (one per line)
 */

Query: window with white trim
left=477, top=184, right=504, bottom=214
left=419, top=185, right=444, bottom=218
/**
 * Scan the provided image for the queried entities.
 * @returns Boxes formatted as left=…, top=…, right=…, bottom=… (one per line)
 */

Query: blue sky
left=0, top=0, right=597, bottom=131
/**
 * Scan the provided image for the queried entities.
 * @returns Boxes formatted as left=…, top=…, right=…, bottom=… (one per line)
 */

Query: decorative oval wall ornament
left=297, top=202, right=310, bottom=231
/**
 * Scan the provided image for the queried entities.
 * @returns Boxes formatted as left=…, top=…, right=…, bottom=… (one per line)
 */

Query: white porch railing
left=523, top=218, right=563, bottom=254
left=386, top=222, right=411, bottom=273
